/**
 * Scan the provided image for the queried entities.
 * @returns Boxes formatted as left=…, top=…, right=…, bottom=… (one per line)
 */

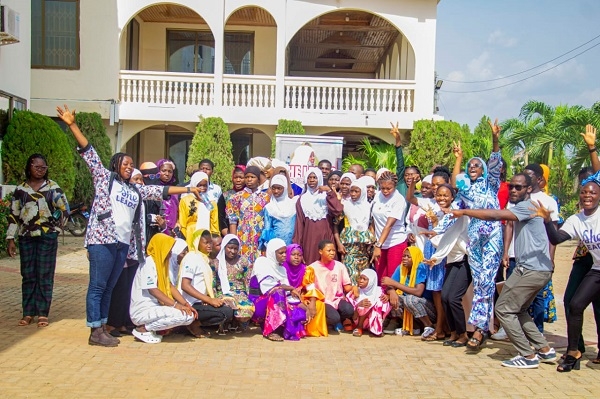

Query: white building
left=8, top=0, right=441, bottom=182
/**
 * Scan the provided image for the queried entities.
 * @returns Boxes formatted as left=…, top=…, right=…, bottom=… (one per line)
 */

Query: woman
left=293, top=168, right=343, bottom=264
left=290, top=144, right=316, bottom=166
left=371, top=171, right=408, bottom=283
left=179, top=171, right=219, bottom=248
left=129, top=233, right=196, bottom=344
left=7, top=154, right=68, bottom=328
left=347, top=269, right=391, bottom=337
left=215, top=234, right=254, bottom=330
left=218, top=165, right=245, bottom=235
left=250, top=238, right=306, bottom=341
left=260, top=174, right=298, bottom=247
left=535, top=171, right=600, bottom=372
left=340, top=179, right=375, bottom=284
left=283, top=244, right=328, bottom=337
left=450, top=119, right=503, bottom=349
left=327, top=171, right=342, bottom=192
left=338, top=173, right=356, bottom=200
left=57, top=105, right=203, bottom=347
left=156, top=158, right=179, bottom=236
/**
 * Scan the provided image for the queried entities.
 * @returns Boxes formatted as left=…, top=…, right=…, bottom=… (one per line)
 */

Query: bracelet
left=589, top=147, right=597, bottom=153
left=172, top=301, right=178, bottom=308
left=187, top=186, right=191, bottom=193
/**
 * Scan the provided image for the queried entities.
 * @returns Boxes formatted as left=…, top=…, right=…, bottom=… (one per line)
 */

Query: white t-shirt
left=507, top=192, right=558, bottom=257
left=560, top=208, right=600, bottom=271
left=109, top=180, right=140, bottom=244
left=178, top=252, right=209, bottom=305
left=130, top=257, right=160, bottom=320
left=371, top=191, right=407, bottom=249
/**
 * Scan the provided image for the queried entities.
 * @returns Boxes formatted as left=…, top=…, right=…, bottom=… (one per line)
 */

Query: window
left=31, top=0, right=80, bottom=69
left=0, top=90, right=27, bottom=139
left=167, top=30, right=254, bottom=75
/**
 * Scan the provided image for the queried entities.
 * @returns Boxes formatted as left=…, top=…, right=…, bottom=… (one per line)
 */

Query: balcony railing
left=120, top=71, right=214, bottom=106
left=222, top=75, right=276, bottom=108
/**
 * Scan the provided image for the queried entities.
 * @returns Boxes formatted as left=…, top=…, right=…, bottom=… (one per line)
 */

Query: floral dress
left=213, top=257, right=255, bottom=321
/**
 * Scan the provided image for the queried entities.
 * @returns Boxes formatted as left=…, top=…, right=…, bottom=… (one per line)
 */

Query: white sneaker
left=421, top=326, right=435, bottom=339
left=383, top=319, right=399, bottom=335
left=491, top=327, right=508, bottom=341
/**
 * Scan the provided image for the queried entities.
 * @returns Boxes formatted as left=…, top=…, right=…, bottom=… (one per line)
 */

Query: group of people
left=6, top=106, right=600, bottom=373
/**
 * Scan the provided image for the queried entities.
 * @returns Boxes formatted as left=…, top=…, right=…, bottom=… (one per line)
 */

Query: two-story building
left=15, top=0, right=440, bottom=182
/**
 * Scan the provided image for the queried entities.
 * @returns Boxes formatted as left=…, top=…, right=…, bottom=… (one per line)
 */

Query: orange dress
left=301, top=266, right=328, bottom=337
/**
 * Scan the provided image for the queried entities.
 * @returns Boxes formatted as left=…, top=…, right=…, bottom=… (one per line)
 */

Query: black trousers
left=192, top=302, right=234, bottom=326
left=564, top=254, right=600, bottom=352
left=441, top=257, right=471, bottom=335
left=325, top=300, right=354, bottom=327
left=567, top=269, right=600, bottom=352
left=107, top=259, right=138, bottom=328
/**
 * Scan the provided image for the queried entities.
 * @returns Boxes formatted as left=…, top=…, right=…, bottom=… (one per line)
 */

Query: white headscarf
left=131, top=168, right=142, bottom=179
left=168, top=238, right=188, bottom=286
left=216, top=234, right=240, bottom=296
left=252, top=238, right=289, bottom=294
left=340, top=173, right=357, bottom=185
left=422, top=174, right=433, bottom=184
left=247, top=157, right=272, bottom=172
left=299, top=167, right=328, bottom=221
left=376, top=168, right=391, bottom=181
left=271, top=159, right=290, bottom=172
left=290, top=145, right=315, bottom=166
left=358, top=175, right=375, bottom=188
left=357, top=269, right=379, bottom=303
left=265, top=174, right=297, bottom=219
left=342, top=179, right=371, bottom=231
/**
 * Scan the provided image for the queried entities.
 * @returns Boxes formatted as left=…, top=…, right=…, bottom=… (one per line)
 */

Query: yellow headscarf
left=147, top=233, right=176, bottom=300
left=190, top=227, right=215, bottom=298
left=398, top=246, right=424, bottom=335
left=540, top=164, right=550, bottom=194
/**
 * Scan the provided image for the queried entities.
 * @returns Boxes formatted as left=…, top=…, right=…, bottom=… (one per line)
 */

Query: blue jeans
left=86, top=242, right=129, bottom=327
left=507, top=258, right=544, bottom=333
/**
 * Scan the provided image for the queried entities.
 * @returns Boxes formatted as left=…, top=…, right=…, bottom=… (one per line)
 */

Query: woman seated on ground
left=250, top=238, right=307, bottom=341
left=215, top=234, right=254, bottom=332
left=309, top=240, right=355, bottom=331
left=347, top=269, right=391, bottom=337
left=283, top=244, right=328, bottom=337
left=129, top=233, right=197, bottom=345
left=179, top=229, right=234, bottom=338
left=382, top=246, right=437, bottom=338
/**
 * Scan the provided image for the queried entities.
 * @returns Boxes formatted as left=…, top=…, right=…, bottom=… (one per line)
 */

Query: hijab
left=300, top=167, right=328, bottom=221
left=455, top=156, right=488, bottom=192
left=265, top=174, right=297, bottom=219
left=184, top=171, right=209, bottom=202
left=342, top=179, right=371, bottom=231
left=156, top=159, right=176, bottom=185
left=252, top=238, right=289, bottom=292
left=357, top=269, right=379, bottom=304
left=247, top=157, right=272, bottom=172
left=146, top=233, right=176, bottom=299
left=282, top=244, right=306, bottom=288
left=358, top=175, right=375, bottom=188
left=340, top=172, right=357, bottom=185
left=216, top=234, right=241, bottom=296
left=398, top=246, right=424, bottom=335
left=541, top=164, right=550, bottom=194
left=290, top=145, right=315, bottom=166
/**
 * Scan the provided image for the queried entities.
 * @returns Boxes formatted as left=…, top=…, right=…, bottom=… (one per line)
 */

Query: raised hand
left=488, top=118, right=501, bottom=140
left=56, top=105, right=76, bottom=125
left=390, top=121, right=402, bottom=146
left=452, top=140, right=463, bottom=159
left=581, top=124, right=597, bottom=148
left=529, top=200, right=553, bottom=222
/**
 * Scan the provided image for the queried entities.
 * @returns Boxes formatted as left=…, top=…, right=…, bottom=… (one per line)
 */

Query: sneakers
left=491, top=327, right=508, bottom=341
left=537, top=348, right=557, bottom=363
left=501, top=355, right=540, bottom=369
left=383, top=318, right=400, bottom=335
left=421, top=326, right=435, bottom=339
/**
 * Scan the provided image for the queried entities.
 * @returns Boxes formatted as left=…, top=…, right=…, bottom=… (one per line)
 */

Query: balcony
left=118, top=70, right=419, bottom=129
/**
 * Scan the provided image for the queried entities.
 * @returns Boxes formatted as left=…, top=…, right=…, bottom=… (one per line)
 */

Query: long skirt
left=219, top=289, right=255, bottom=322
left=347, top=292, right=391, bottom=336
left=252, top=288, right=306, bottom=340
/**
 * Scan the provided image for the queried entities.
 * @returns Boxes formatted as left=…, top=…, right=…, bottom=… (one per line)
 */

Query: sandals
left=37, top=317, right=49, bottom=328
left=266, top=333, right=284, bottom=342
left=352, top=328, right=363, bottom=337
left=18, top=316, right=34, bottom=326
left=557, top=355, right=581, bottom=372
left=132, top=329, right=162, bottom=344
left=592, top=352, right=600, bottom=364
left=343, top=319, right=354, bottom=332
left=466, top=329, right=486, bottom=351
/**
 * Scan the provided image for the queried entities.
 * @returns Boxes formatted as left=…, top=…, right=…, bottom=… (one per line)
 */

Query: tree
left=66, top=112, right=113, bottom=205
left=187, top=117, right=235, bottom=191
left=271, top=119, right=305, bottom=157
left=2, top=110, right=75, bottom=199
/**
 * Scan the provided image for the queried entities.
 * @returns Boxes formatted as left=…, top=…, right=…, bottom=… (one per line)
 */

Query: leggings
left=441, top=257, right=471, bottom=335
left=567, top=269, right=600, bottom=352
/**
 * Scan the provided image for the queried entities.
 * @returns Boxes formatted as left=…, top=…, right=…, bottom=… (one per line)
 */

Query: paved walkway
left=0, top=238, right=599, bottom=398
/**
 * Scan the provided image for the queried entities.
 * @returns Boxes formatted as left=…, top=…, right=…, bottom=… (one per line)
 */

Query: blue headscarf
left=582, top=170, right=600, bottom=187
left=455, top=157, right=488, bottom=192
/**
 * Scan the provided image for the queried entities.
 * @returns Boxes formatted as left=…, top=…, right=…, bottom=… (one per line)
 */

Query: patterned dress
left=225, top=188, right=270, bottom=266
left=213, top=257, right=255, bottom=321
left=454, top=152, right=503, bottom=331
left=340, top=225, right=375, bottom=285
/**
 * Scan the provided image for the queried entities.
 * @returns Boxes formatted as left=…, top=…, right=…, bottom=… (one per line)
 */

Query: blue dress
left=259, top=208, right=296, bottom=249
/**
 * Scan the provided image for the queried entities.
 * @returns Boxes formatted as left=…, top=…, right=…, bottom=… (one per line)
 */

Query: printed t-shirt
left=311, top=260, right=352, bottom=308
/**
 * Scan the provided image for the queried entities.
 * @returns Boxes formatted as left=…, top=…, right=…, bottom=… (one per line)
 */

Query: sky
left=435, top=0, right=600, bottom=130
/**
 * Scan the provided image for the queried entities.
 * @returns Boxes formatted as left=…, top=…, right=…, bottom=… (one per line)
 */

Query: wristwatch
left=374, top=242, right=383, bottom=248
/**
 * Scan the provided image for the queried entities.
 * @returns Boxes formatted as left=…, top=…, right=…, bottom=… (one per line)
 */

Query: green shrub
left=272, top=119, right=305, bottom=157
left=187, top=117, right=235, bottom=191
left=2, top=110, right=75, bottom=199
left=0, top=194, right=12, bottom=255
left=66, top=112, right=113, bottom=205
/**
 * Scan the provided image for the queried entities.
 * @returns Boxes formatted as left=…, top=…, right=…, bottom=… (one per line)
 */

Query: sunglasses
left=508, top=184, right=529, bottom=191
left=467, top=163, right=482, bottom=169
left=32, top=165, right=48, bottom=171
left=143, top=172, right=161, bottom=180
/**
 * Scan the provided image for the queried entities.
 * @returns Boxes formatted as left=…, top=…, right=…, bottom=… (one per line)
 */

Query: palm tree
left=559, top=101, right=600, bottom=173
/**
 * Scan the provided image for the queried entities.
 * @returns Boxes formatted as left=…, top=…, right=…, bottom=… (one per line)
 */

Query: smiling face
left=271, top=184, right=284, bottom=199
left=159, top=164, right=174, bottom=184
left=289, top=249, right=302, bottom=267
left=404, top=167, right=420, bottom=185
left=319, top=162, right=332, bottom=177
left=467, top=159, right=484, bottom=181
left=196, top=179, right=208, bottom=193
left=120, top=156, right=135, bottom=180
left=435, top=186, right=454, bottom=208
left=366, top=185, right=376, bottom=200
left=358, top=274, right=369, bottom=289
left=580, top=181, right=600, bottom=214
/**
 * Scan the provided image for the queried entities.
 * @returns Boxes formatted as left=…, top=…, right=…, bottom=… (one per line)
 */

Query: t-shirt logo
left=583, top=229, right=600, bottom=250
left=331, top=274, right=338, bottom=283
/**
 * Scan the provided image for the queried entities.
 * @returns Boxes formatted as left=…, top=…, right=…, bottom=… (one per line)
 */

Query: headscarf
left=340, top=172, right=356, bottom=185
left=290, top=144, right=315, bottom=166
left=299, top=167, right=328, bottom=221
left=168, top=238, right=188, bottom=286
left=156, top=159, right=176, bottom=185
left=282, top=244, right=306, bottom=288
left=358, top=175, right=375, bottom=188
left=190, top=228, right=215, bottom=298
left=271, top=159, right=290, bottom=172
left=245, top=166, right=261, bottom=178
left=247, top=157, right=272, bottom=172
left=541, top=164, right=550, bottom=194
left=216, top=234, right=241, bottom=296
left=342, top=179, right=370, bottom=231
left=582, top=170, right=600, bottom=187
left=398, top=246, right=424, bottom=335
left=455, top=157, right=488, bottom=191
left=233, top=164, right=246, bottom=175
left=265, top=174, right=297, bottom=219
left=131, top=169, right=142, bottom=180
left=189, top=171, right=208, bottom=188
left=327, top=170, right=343, bottom=180
left=252, top=238, right=289, bottom=293
left=357, top=269, right=379, bottom=304
left=376, top=168, right=391, bottom=181
left=422, top=174, right=433, bottom=184
left=146, top=233, right=176, bottom=299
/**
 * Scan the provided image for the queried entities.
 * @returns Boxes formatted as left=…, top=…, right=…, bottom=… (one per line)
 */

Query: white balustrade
left=222, top=75, right=276, bottom=108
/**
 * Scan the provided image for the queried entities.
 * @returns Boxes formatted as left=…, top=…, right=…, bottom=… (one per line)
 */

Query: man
left=349, top=164, right=364, bottom=180
left=198, top=159, right=222, bottom=204
left=450, top=172, right=556, bottom=369
left=318, top=159, right=332, bottom=178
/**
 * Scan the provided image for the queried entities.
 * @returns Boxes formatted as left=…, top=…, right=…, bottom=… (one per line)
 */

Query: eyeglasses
left=467, top=163, right=482, bottom=169
left=143, top=173, right=161, bottom=180
left=32, top=165, right=48, bottom=171
left=508, top=184, right=529, bottom=191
